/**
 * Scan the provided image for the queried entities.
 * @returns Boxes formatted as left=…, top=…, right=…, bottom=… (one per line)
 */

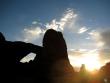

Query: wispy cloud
left=99, top=29, right=110, bottom=49
left=88, top=29, right=110, bottom=49
left=58, top=8, right=77, bottom=30
left=45, top=19, right=59, bottom=30
left=85, top=37, right=90, bottom=40
left=21, top=27, right=45, bottom=42
left=32, top=21, right=37, bottom=25
left=88, top=30, right=104, bottom=48
left=45, top=8, right=78, bottom=31
left=78, top=26, right=88, bottom=34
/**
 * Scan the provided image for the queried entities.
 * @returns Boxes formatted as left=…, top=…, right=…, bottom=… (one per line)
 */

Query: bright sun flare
left=69, top=52, right=102, bottom=72
left=83, top=56, right=101, bottom=71
left=79, top=53, right=102, bottom=72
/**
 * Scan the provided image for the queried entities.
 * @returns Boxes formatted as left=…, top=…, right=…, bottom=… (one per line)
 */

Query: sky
left=0, top=0, right=110, bottom=71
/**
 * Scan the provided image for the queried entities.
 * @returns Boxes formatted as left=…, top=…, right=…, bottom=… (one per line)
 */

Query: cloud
left=98, top=29, right=110, bottom=63
left=88, top=28, right=110, bottom=49
left=88, top=30, right=104, bottom=48
left=58, top=8, right=78, bottom=30
left=45, top=19, right=59, bottom=30
left=21, top=27, right=45, bottom=42
left=32, top=21, right=37, bottom=25
left=99, top=49, right=110, bottom=59
left=78, top=26, right=88, bottom=34
left=88, top=28, right=110, bottom=64
left=45, top=8, right=78, bottom=31
left=86, top=37, right=90, bottom=39
left=100, top=29, right=110, bottom=49
left=68, top=49, right=87, bottom=56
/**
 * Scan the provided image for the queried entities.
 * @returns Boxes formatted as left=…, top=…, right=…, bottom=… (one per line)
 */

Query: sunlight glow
left=79, top=53, right=101, bottom=71
left=69, top=51, right=102, bottom=72
left=81, top=55, right=101, bottom=71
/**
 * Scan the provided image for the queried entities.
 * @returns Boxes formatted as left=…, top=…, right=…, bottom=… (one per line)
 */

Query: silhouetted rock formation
left=0, top=32, right=42, bottom=83
left=0, top=32, right=42, bottom=64
left=0, top=32, right=5, bottom=42
left=78, top=64, right=88, bottom=83
left=1, top=29, right=75, bottom=83
left=100, top=62, right=110, bottom=83
left=34, top=29, right=75, bottom=83
left=79, top=64, right=86, bottom=73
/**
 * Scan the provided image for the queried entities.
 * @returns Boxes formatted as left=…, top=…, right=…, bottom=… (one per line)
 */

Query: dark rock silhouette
left=78, top=64, right=88, bottom=83
left=0, top=32, right=42, bottom=82
left=100, top=62, right=110, bottom=83
left=1, top=30, right=109, bottom=83
left=0, top=32, right=5, bottom=42
left=0, top=29, right=75, bottom=83
left=0, top=32, right=42, bottom=64
left=34, top=29, right=75, bottom=83
left=79, top=64, right=86, bottom=73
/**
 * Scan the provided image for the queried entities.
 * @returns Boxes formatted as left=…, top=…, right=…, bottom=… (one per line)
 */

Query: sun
left=80, top=53, right=101, bottom=72
left=69, top=51, right=102, bottom=72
